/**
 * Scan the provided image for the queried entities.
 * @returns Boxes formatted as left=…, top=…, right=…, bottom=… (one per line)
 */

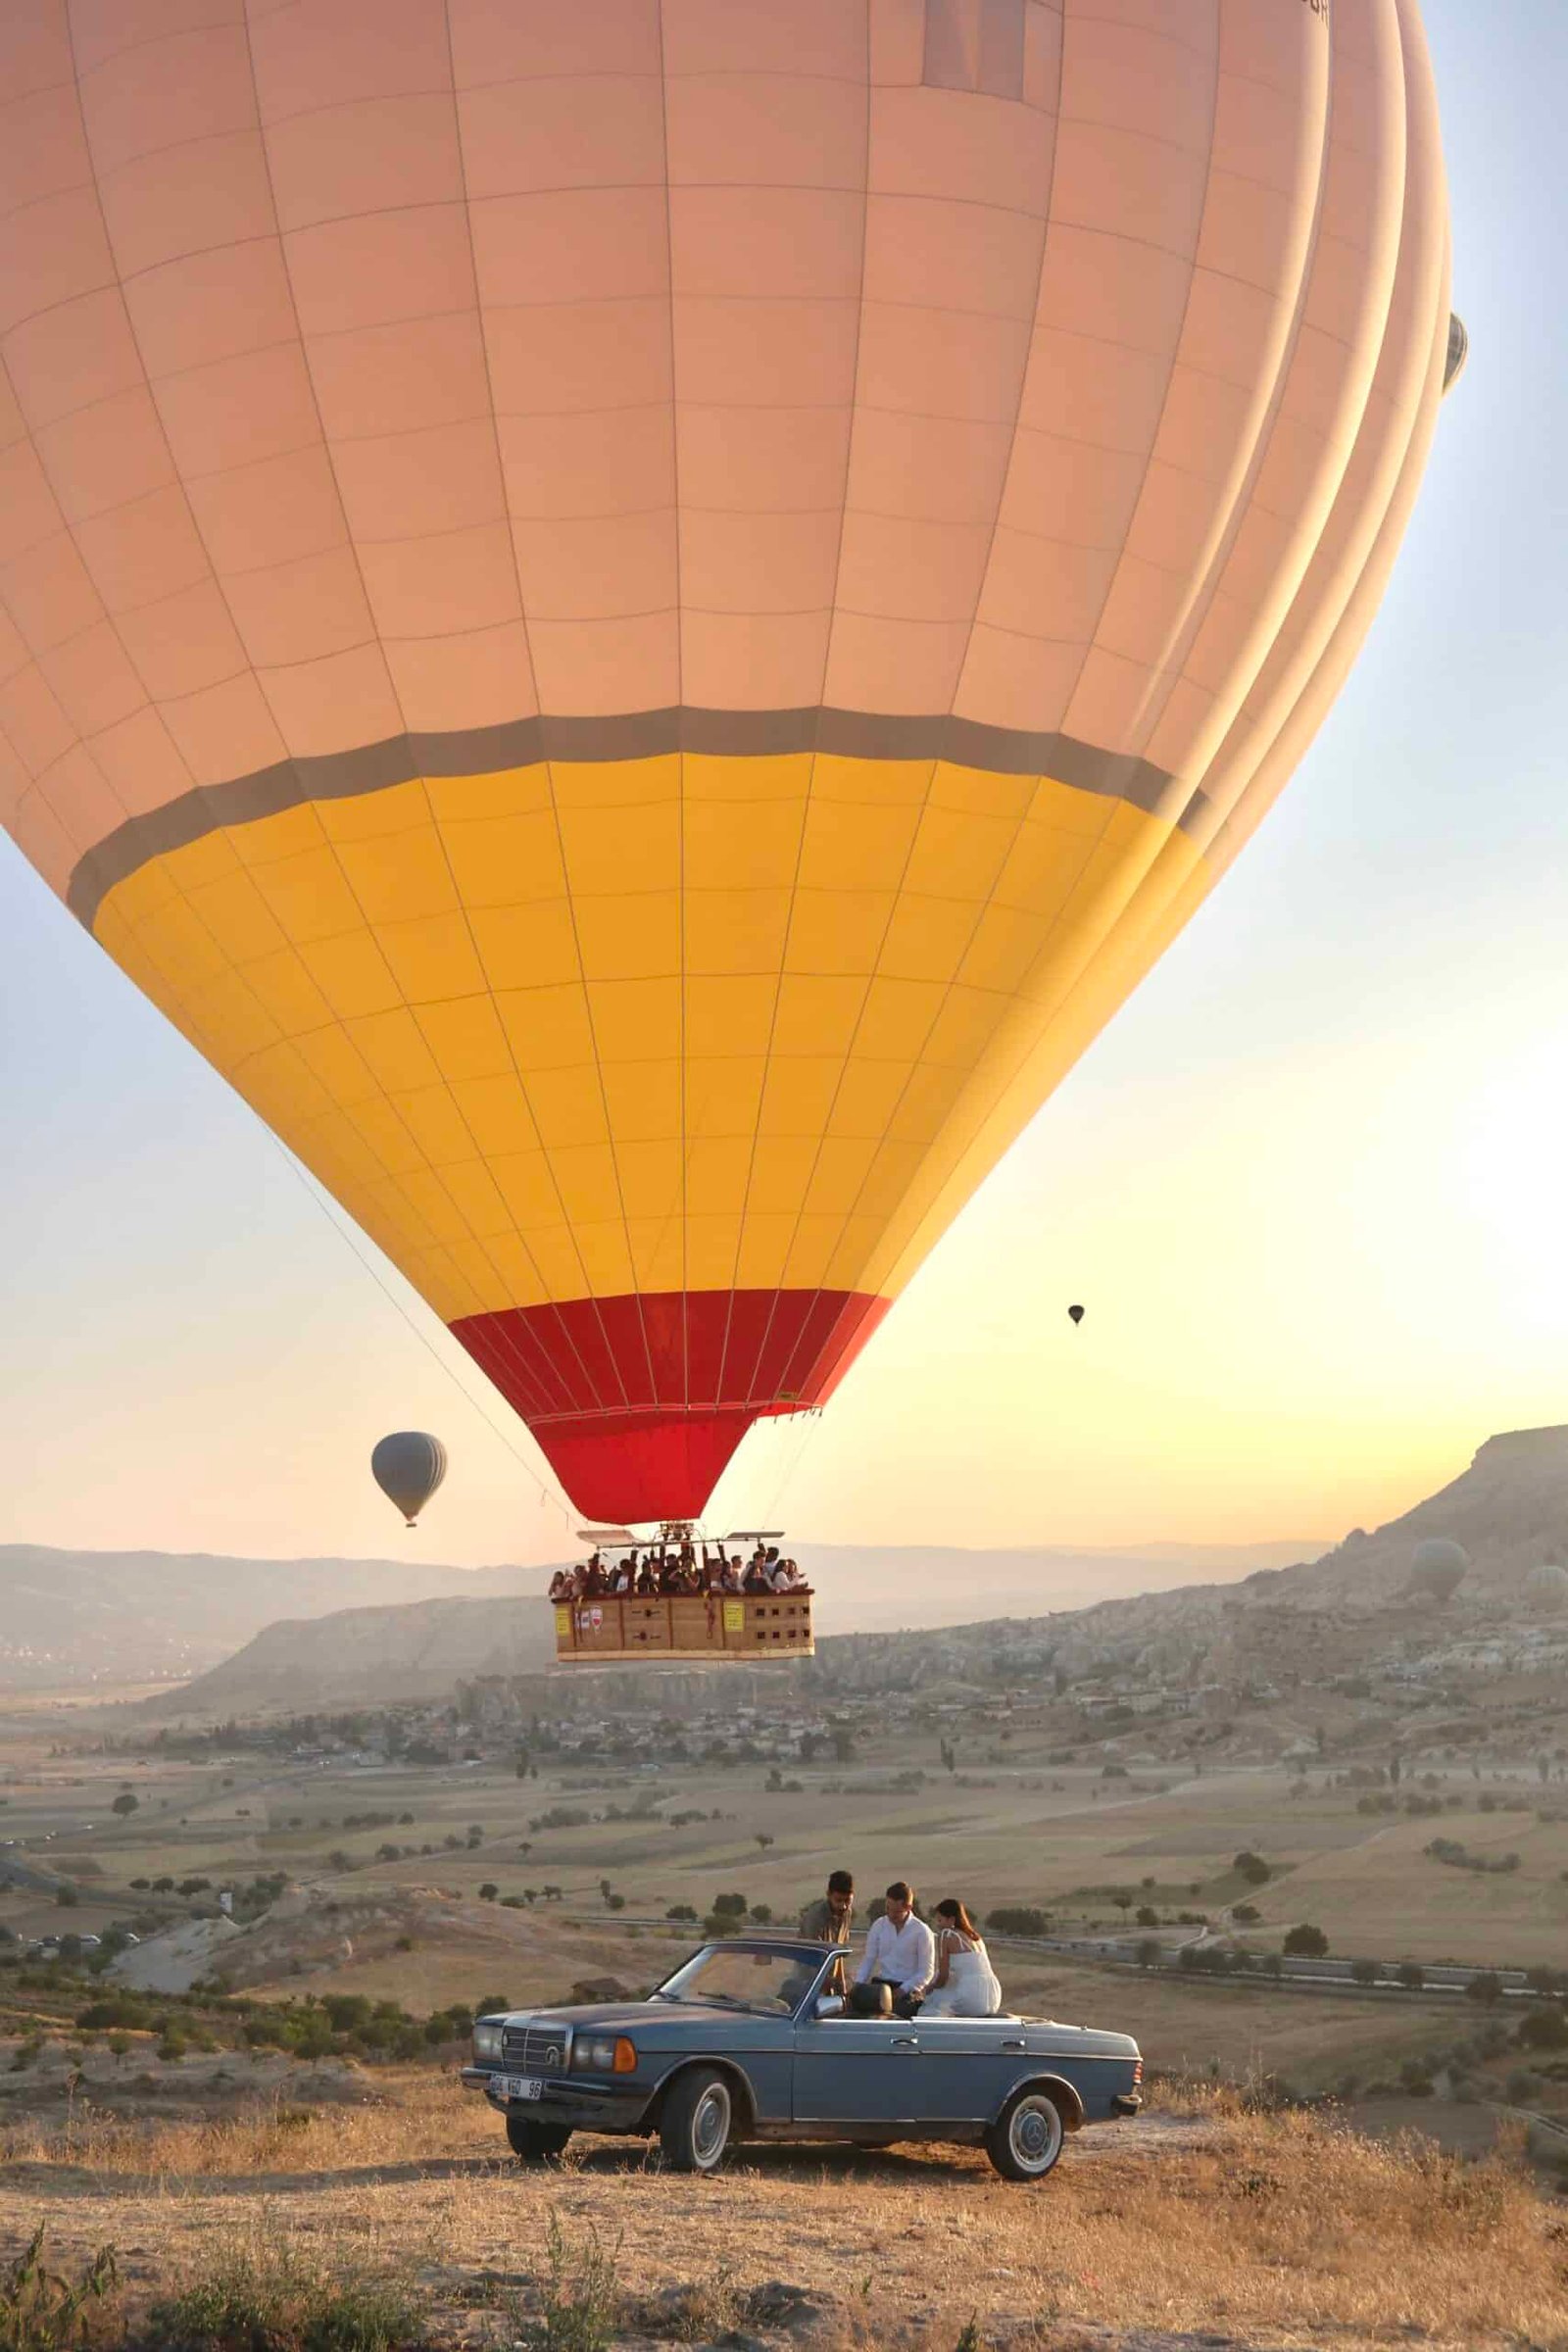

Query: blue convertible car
left=463, top=1936, right=1141, bottom=2180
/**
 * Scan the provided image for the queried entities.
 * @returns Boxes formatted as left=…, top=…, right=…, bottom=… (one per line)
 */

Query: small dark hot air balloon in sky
left=371, top=1432, right=448, bottom=1530
left=1068, top=1305, right=1085, bottom=1327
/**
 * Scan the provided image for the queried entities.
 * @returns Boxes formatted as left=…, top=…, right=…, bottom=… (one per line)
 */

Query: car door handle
left=891, top=2034, right=919, bottom=2049
left=1002, top=2038, right=1027, bottom=2051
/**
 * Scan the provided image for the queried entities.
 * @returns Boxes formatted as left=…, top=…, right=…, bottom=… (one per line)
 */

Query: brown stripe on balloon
left=67, top=708, right=1198, bottom=929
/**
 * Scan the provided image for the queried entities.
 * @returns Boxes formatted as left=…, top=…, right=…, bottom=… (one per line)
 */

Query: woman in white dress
left=920, top=1898, right=1003, bottom=2017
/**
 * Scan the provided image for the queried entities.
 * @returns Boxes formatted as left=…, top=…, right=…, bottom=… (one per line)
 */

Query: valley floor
left=2, top=2073, right=1564, bottom=2350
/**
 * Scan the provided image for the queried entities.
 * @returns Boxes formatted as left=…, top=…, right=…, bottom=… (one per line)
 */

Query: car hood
left=494, top=2000, right=699, bottom=2034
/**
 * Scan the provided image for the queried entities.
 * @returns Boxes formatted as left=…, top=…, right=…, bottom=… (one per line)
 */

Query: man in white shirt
left=854, top=1880, right=935, bottom=2018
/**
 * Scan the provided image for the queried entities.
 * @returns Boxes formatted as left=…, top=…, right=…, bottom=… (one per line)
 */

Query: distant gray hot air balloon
left=1410, top=1538, right=1469, bottom=1601
left=371, top=1434, right=448, bottom=1529
left=1067, top=1305, right=1085, bottom=1327
left=1525, top=1562, right=1568, bottom=1615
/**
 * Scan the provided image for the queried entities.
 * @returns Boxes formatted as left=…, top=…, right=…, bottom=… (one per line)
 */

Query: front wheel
left=506, top=2113, right=571, bottom=2164
left=659, top=2067, right=734, bottom=2174
left=985, top=2088, right=1065, bottom=2181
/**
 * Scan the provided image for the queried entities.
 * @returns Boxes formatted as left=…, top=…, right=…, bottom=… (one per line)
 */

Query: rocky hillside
left=144, top=1593, right=559, bottom=1714
left=142, top=1425, right=1568, bottom=1715
left=0, top=1544, right=543, bottom=1687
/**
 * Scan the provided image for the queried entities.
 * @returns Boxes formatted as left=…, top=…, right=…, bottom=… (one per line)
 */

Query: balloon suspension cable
left=751, top=1405, right=825, bottom=1536
left=267, top=1136, right=573, bottom=1531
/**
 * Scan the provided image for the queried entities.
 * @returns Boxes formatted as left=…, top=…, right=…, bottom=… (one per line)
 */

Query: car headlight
left=570, top=2034, right=637, bottom=2074
left=472, top=2021, right=503, bottom=2062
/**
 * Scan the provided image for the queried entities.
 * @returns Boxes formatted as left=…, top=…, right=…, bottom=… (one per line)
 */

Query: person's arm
left=855, top=1917, right=883, bottom=1984
left=903, top=1917, right=936, bottom=1995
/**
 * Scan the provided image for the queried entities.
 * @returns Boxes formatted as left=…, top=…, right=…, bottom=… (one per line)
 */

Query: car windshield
left=654, top=1944, right=819, bottom=2017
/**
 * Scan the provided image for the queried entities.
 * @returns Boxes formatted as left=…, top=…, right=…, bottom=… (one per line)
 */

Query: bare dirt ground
left=1, top=2073, right=1565, bottom=2350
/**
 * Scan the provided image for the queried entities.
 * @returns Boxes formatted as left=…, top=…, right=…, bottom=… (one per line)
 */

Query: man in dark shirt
left=798, top=1868, right=855, bottom=1945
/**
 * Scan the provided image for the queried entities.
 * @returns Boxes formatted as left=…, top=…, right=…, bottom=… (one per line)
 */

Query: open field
left=1, top=2073, right=1564, bottom=2350
left=4, top=1697, right=1565, bottom=1972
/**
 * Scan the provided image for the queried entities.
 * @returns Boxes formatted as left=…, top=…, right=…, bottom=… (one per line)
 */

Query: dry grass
left=0, top=2073, right=1564, bottom=2348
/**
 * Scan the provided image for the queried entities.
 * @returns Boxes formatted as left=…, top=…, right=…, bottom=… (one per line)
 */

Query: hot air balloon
left=1067, top=1305, right=1085, bottom=1327
left=1409, top=1539, right=1469, bottom=1602
left=371, top=1431, right=447, bottom=1528
left=0, top=1, right=1457, bottom=1530
left=1525, top=1563, right=1568, bottom=1616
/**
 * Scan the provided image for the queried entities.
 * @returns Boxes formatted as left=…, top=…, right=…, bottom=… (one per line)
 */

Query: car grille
left=502, top=2024, right=569, bottom=2075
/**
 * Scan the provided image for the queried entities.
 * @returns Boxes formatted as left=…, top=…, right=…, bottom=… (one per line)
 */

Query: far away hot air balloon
left=1410, top=1539, right=1469, bottom=1603
left=0, top=1, right=1458, bottom=1530
left=1525, top=1563, right=1568, bottom=1616
left=371, top=1432, right=448, bottom=1529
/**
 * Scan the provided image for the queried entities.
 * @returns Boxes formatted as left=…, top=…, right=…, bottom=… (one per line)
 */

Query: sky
left=2, top=0, right=1566, bottom=1571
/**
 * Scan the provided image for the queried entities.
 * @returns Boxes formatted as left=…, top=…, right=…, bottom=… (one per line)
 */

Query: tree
left=749, top=1902, right=773, bottom=1925
left=1397, top=1961, right=1426, bottom=1990
left=1349, top=1958, right=1380, bottom=1986
left=1464, top=1971, right=1504, bottom=2008
left=111, top=1792, right=139, bottom=1818
left=755, top=1833, right=774, bottom=1851
left=665, top=1903, right=697, bottom=1923
left=1135, top=1905, right=1159, bottom=1928
left=1232, top=1903, right=1259, bottom=1925
left=1233, top=1851, right=1270, bottom=1887
left=829, top=1726, right=855, bottom=1765
left=477, top=1883, right=499, bottom=1902
left=1517, top=2005, right=1568, bottom=2052
left=1135, top=1938, right=1161, bottom=1970
left=1283, top=1924, right=1329, bottom=1958
left=710, top=1891, right=748, bottom=1919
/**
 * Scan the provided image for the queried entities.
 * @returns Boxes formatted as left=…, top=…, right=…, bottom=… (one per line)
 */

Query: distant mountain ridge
left=131, top=1426, right=1568, bottom=1715
left=0, top=1534, right=1320, bottom=1690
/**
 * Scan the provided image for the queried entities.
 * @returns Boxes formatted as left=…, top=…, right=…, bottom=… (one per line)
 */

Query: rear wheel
left=659, top=2067, right=734, bottom=2174
left=506, top=2113, right=571, bottom=2164
left=985, top=2088, right=1065, bottom=2182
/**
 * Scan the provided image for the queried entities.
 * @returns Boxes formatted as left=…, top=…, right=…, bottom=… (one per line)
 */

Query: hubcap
left=1009, top=2096, right=1061, bottom=2172
left=692, top=2082, right=730, bottom=2164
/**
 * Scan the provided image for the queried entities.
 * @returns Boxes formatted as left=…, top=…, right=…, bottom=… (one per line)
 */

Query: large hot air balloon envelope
left=1410, top=1538, right=1468, bottom=1601
left=371, top=1430, right=448, bottom=1526
left=0, top=1, right=1455, bottom=1524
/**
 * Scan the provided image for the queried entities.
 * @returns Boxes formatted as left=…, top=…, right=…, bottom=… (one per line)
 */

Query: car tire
left=506, top=2114, right=571, bottom=2164
left=985, top=2087, right=1066, bottom=2182
left=659, top=2067, right=734, bottom=2174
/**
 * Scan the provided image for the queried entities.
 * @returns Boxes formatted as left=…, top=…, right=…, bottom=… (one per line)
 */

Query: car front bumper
left=461, top=2064, right=650, bottom=2132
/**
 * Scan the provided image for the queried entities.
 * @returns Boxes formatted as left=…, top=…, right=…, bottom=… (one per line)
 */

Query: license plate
left=498, top=2074, right=543, bottom=2101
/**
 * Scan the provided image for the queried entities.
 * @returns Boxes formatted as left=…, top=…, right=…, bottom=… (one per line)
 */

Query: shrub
left=1464, top=1972, right=1504, bottom=2008
left=1283, top=1924, right=1329, bottom=1958
left=1, top=2227, right=118, bottom=2352
left=1350, top=1959, right=1380, bottom=1986
left=1135, top=1938, right=1161, bottom=1970
left=664, top=1904, right=697, bottom=1923
left=1233, top=1851, right=1270, bottom=1886
left=709, top=1892, right=748, bottom=1919
left=477, top=1884, right=499, bottom=1902
left=985, top=1907, right=1051, bottom=1938
left=1232, top=1903, right=1259, bottom=1925
left=1397, top=1961, right=1426, bottom=1989
left=527, top=2211, right=620, bottom=2351
left=110, top=1793, right=138, bottom=1818
left=146, top=2242, right=418, bottom=2352
left=1517, top=2004, right=1568, bottom=2052
left=1135, top=1905, right=1159, bottom=1927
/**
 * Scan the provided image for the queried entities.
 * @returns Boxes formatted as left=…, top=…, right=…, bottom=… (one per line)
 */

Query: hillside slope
left=145, top=1426, right=1568, bottom=1713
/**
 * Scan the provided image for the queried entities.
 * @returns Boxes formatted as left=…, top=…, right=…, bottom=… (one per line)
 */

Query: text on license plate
left=498, top=2075, right=543, bottom=2101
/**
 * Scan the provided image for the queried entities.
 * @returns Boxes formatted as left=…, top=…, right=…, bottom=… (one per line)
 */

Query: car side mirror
left=814, top=1994, right=845, bottom=2017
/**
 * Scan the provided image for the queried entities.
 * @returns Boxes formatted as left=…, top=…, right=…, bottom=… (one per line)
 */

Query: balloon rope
left=266, top=1134, right=573, bottom=1529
